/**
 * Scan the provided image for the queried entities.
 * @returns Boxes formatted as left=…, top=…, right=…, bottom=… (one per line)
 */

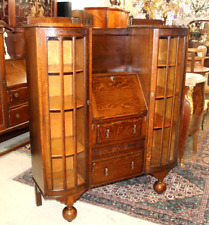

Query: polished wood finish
left=85, top=7, right=129, bottom=28
left=25, top=20, right=189, bottom=222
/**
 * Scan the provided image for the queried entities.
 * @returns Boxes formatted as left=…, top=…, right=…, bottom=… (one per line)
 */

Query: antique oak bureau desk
left=24, top=18, right=189, bottom=222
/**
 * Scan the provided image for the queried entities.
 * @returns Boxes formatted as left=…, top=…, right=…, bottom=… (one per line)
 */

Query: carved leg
left=63, top=205, right=77, bottom=222
left=192, top=129, right=199, bottom=155
left=35, top=183, right=42, bottom=206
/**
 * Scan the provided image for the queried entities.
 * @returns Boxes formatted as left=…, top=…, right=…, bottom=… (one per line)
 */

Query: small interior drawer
left=8, top=104, right=29, bottom=126
left=91, top=153, right=143, bottom=186
left=96, top=118, right=141, bottom=145
left=8, top=87, right=28, bottom=104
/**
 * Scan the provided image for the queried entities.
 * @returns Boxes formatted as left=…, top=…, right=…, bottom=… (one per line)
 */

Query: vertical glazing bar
left=159, top=36, right=170, bottom=165
left=83, top=36, right=87, bottom=181
left=72, top=36, right=78, bottom=187
left=167, top=36, right=180, bottom=161
left=59, top=37, right=67, bottom=190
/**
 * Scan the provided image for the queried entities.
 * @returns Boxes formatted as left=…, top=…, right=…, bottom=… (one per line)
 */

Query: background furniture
left=0, top=0, right=57, bottom=153
left=25, top=18, right=189, bottom=222
left=130, top=18, right=163, bottom=25
left=179, top=73, right=206, bottom=166
left=186, top=47, right=209, bottom=73
left=71, top=10, right=93, bottom=25
left=85, top=7, right=129, bottom=28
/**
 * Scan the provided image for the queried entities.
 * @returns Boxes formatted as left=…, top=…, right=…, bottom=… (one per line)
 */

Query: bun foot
left=63, top=206, right=77, bottom=222
left=154, top=181, right=166, bottom=194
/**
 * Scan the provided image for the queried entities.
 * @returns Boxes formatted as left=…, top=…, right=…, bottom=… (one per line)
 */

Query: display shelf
left=153, top=113, right=176, bottom=129
left=49, top=95, right=84, bottom=111
left=157, top=61, right=176, bottom=67
left=155, top=86, right=174, bottom=99
left=48, top=64, right=84, bottom=75
left=52, top=169, right=85, bottom=190
left=51, top=136, right=84, bottom=157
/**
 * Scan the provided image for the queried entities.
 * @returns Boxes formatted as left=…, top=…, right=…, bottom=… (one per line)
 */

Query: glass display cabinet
left=24, top=17, right=90, bottom=222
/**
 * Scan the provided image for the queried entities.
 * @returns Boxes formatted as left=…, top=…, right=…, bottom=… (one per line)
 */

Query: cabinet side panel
left=25, top=28, right=45, bottom=192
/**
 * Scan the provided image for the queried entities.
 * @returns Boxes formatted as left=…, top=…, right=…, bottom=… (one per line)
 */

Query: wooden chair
left=186, top=47, right=209, bottom=74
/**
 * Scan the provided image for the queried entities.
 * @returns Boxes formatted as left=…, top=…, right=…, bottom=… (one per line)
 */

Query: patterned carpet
left=13, top=115, right=209, bottom=225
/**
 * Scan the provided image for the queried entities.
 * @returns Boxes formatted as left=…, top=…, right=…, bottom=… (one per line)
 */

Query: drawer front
left=96, top=118, right=141, bottom=145
left=91, top=153, right=143, bottom=186
left=9, top=87, right=28, bottom=104
left=9, top=104, right=29, bottom=126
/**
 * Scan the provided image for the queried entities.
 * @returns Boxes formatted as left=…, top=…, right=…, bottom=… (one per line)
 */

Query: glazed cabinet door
left=44, top=30, right=88, bottom=194
left=146, top=29, right=188, bottom=192
left=25, top=21, right=90, bottom=223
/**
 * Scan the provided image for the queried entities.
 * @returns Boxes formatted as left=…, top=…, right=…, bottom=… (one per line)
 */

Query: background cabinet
left=85, top=7, right=129, bottom=28
left=0, top=0, right=57, bottom=153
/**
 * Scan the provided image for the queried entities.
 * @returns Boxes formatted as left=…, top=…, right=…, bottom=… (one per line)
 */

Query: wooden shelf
left=49, top=95, right=84, bottom=111
left=153, top=113, right=176, bottom=129
left=48, top=64, right=84, bottom=74
left=155, top=86, right=174, bottom=99
left=51, top=136, right=85, bottom=157
left=52, top=170, right=85, bottom=190
left=158, top=60, right=176, bottom=67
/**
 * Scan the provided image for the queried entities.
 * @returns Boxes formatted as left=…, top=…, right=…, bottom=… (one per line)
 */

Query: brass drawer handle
left=106, top=129, right=110, bottom=139
left=131, top=161, right=134, bottom=170
left=14, top=92, right=19, bottom=98
left=133, top=124, right=136, bottom=134
left=105, top=168, right=108, bottom=176
left=16, top=113, right=20, bottom=119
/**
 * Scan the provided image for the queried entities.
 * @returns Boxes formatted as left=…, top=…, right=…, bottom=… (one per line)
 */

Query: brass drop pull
left=16, top=113, right=20, bottom=119
left=131, top=161, right=134, bottom=170
left=105, top=168, right=108, bottom=176
left=106, top=129, right=110, bottom=139
left=14, top=92, right=19, bottom=98
left=133, top=124, right=136, bottom=134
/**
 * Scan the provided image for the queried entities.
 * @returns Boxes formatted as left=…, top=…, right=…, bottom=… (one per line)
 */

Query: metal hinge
left=87, top=100, right=90, bottom=105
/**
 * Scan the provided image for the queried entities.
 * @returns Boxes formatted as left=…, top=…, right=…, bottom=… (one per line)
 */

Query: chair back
left=187, top=47, right=206, bottom=72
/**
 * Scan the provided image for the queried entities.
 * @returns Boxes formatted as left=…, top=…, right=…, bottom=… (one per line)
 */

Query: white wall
left=57, top=0, right=111, bottom=10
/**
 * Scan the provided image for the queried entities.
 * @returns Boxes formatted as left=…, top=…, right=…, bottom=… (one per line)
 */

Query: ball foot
left=154, top=181, right=166, bottom=194
left=63, top=206, right=77, bottom=222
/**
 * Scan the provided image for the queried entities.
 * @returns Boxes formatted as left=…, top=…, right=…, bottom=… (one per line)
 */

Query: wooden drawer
left=95, top=118, right=142, bottom=145
left=9, top=104, right=29, bottom=126
left=8, top=86, right=28, bottom=104
left=91, top=153, right=143, bottom=186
